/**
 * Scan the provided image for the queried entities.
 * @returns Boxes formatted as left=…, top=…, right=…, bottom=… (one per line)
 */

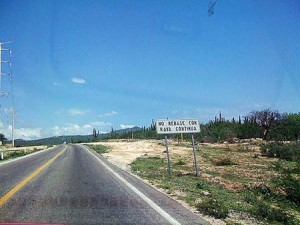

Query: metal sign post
left=164, top=136, right=172, bottom=177
left=191, top=134, right=200, bottom=177
left=156, top=119, right=201, bottom=178
left=156, top=119, right=200, bottom=134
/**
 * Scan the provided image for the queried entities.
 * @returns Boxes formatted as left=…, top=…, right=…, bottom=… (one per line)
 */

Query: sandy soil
left=87, top=140, right=165, bottom=170
left=87, top=139, right=197, bottom=170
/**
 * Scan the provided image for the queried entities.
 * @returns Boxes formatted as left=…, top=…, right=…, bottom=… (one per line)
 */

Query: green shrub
left=8, top=151, right=26, bottom=158
left=283, top=173, right=300, bottom=205
left=196, top=181, right=206, bottom=190
left=159, top=183, right=171, bottom=190
left=260, top=142, right=300, bottom=161
left=174, top=159, right=186, bottom=166
left=214, top=157, right=236, bottom=166
left=243, top=189, right=295, bottom=223
left=87, top=144, right=110, bottom=154
left=196, top=198, right=229, bottom=219
left=263, top=142, right=300, bottom=205
left=243, top=191, right=256, bottom=204
left=131, top=156, right=163, bottom=173
left=253, top=185, right=272, bottom=197
left=274, top=163, right=300, bottom=205
left=254, top=200, right=291, bottom=223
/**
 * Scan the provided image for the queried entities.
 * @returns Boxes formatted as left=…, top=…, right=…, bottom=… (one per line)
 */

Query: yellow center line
left=0, top=146, right=67, bottom=207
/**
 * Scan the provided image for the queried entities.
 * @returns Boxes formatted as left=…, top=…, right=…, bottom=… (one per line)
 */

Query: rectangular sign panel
left=156, top=119, right=200, bottom=134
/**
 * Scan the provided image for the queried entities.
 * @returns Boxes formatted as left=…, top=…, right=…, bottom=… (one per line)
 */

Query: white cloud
left=90, top=121, right=112, bottom=126
left=0, top=118, right=112, bottom=140
left=51, top=124, right=81, bottom=136
left=68, top=108, right=89, bottom=116
left=99, top=111, right=117, bottom=117
left=10, top=126, right=42, bottom=140
left=50, top=121, right=112, bottom=136
left=83, top=124, right=93, bottom=129
left=71, top=77, right=86, bottom=84
left=120, top=124, right=135, bottom=129
left=0, top=120, right=41, bottom=140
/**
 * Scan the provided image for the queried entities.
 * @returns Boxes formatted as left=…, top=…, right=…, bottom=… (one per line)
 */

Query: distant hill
left=14, top=126, right=142, bottom=146
left=113, top=126, right=141, bottom=133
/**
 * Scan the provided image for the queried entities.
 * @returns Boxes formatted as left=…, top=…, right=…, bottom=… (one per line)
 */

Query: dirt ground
left=87, top=139, right=197, bottom=170
left=87, top=139, right=272, bottom=190
left=87, top=139, right=166, bottom=170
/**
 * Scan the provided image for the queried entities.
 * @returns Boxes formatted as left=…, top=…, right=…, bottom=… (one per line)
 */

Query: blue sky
left=0, top=0, right=299, bottom=140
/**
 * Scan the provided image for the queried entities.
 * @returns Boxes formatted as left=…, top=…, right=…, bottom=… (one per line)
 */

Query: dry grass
left=96, top=139, right=278, bottom=192
left=198, top=144, right=278, bottom=190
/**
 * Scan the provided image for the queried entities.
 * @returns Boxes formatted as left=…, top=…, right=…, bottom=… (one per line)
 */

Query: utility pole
left=11, top=107, right=15, bottom=147
left=0, top=42, right=14, bottom=146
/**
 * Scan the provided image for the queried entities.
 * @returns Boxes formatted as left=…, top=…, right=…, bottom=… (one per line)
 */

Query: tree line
left=1, top=108, right=299, bottom=145
left=99, top=108, right=300, bottom=143
left=197, top=109, right=300, bottom=143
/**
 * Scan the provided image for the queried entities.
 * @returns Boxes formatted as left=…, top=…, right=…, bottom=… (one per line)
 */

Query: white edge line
left=82, top=145, right=181, bottom=225
left=0, top=145, right=60, bottom=166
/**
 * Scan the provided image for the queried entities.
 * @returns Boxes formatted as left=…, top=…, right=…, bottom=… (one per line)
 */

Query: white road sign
left=156, top=119, right=201, bottom=134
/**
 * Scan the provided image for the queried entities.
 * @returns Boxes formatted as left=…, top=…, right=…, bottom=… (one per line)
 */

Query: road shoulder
left=82, top=144, right=211, bottom=225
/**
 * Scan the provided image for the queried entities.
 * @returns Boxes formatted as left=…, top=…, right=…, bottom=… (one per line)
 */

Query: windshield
left=0, top=1, right=299, bottom=225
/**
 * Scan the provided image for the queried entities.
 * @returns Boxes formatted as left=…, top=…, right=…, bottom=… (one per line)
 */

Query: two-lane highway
left=0, top=144, right=209, bottom=225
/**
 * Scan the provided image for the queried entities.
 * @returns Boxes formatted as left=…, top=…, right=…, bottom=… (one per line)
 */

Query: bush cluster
left=196, top=198, right=229, bottom=219
left=87, top=144, right=110, bottom=154
left=8, top=151, right=26, bottom=158
left=281, top=172, right=300, bottom=205
left=260, top=142, right=300, bottom=161
left=254, top=200, right=291, bottom=223
left=261, top=142, right=300, bottom=206
left=213, top=157, right=236, bottom=166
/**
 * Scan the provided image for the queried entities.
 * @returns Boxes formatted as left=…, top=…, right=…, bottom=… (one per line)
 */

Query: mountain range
left=14, top=126, right=142, bottom=146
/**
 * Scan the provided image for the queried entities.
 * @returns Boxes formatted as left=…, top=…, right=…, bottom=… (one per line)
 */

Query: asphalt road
left=0, top=144, right=210, bottom=225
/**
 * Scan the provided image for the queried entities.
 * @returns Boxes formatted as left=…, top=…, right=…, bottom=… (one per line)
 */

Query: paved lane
left=0, top=144, right=209, bottom=225
left=0, top=146, right=67, bottom=198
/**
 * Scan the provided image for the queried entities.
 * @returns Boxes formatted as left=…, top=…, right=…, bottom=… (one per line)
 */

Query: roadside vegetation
left=110, top=109, right=300, bottom=223
left=131, top=142, right=300, bottom=224
left=0, top=147, right=44, bottom=161
left=86, top=144, right=111, bottom=154
left=107, top=108, right=299, bottom=223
